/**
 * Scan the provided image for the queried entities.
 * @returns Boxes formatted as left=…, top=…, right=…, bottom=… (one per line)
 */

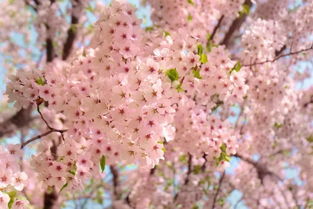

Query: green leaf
left=187, top=14, right=193, bottom=21
left=70, top=24, right=78, bottom=33
left=192, top=205, right=200, bottom=209
left=82, top=49, right=87, bottom=57
left=220, top=143, right=227, bottom=152
left=85, top=4, right=95, bottom=13
left=7, top=190, right=17, bottom=209
left=306, top=135, right=313, bottom=143
left=215, top=143, right=231, bottom=165
left=68, top=163, right=77, bottom=176
left=217, top=198, right=225, bottom=206
left=229, top=62, right=242, bottom=75
left=87, top=24, right=94, bottom=33
left=206, top=40, right=218, bottom=52
left=100, top=155, right=106, bottom=172
left=192, top=67, right=202, bottom=79
left=35, top=77, right=46, bottom=86
left=192, top=165, right=202, bottom=174
left=197, top=44, right=204, bottom=55
left=179, top=154, right=188, bottom=163
left=176, top=82, right=184, bottom=92
left=239, top=4, right=250, bottom=16
left=157, top=140, right=165, bottom=144
left=197, top=44, right=208, bottom=64
left=206, top=33, right=212, bottom=40
left=200, top=53, right=208, bottom=64
left=163, top=31, right=171, bottom=37
left=273, top=122, right=283, bottom=129
left=307, top=200, right=313, bottom=209
left=187, top=0, right=194, bottom=5
left=95, top=189, right=104, bottom=204
left=60, top=182, right=68, bottom=192
left=145, top=26, right=154, bottom=32
left=165, top=68, right=179, bottom=82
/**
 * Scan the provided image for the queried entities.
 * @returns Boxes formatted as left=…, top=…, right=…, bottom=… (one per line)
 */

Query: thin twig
left=234, top=196, right=244, bottom=209
left=21, top=105, right=67, bottom=148
left=233, top=154, right=282, bottom=183
left=21, top=129, right=54, bottom=148
left=184, top=153, right=193, bottom=185
left=243, top=44, right=313, bottom=67
left=221, top=0, right=252, bottom=47
left=36, top=105, right=65, bottom=132
left=37, top=105, right=66, bottom=140
left=210, top=15, right=224, bottom=42
left=211, top=171, right=225, bottom=209
left=174, top=154, right=192, bottom=202
left=201, top=153, right=208, bottom=171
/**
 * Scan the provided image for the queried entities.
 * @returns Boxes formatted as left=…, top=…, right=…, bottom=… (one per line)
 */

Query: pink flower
left=0, top=192, right=9, bottom=209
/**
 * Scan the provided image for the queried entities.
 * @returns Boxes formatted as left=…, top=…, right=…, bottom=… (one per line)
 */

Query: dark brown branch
left=201, top=153, right=208, bottom=172
left=0, top=105, right=33, bottom=138
left=220, top=0, right=252, bottom=47
left=234, top=196, right=244, bottom=209
left=110, top=165, right=119, bottom=199
left=184, top=153, right=192, bottom=185
left=243, top=44, right=313, bottom=67
left=22, top=2, right=58, bottom=209
left=24, top=0, right=38, bottom=12
left=210, top=15, right=224, bottom=42
left=36, top=105, right=65, bottom=133
left=46, top=36, right=55, bottom=62
left=173, top=154, right=192, bottom=202
left=20, top=106, right=66, bottom=148
left=303, top=96, right=313, bottom=108
left=211, top=171, right=225, bottom=209
left=43, top=192, right=58, bottom=209
left=233, top=154, right=282, bottom=183
left=24, top=0, right=56, bottom=62
left=21, top=129, right=54, bottom=148
left=62, top=0, right=83, bottom=60
left=275, top=45, right=286, bottom=56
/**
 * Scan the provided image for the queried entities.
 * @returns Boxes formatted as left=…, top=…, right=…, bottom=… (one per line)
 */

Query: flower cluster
left=4, top=1, right=251, bottom=193
left=0, top=145, right=29, bottom=209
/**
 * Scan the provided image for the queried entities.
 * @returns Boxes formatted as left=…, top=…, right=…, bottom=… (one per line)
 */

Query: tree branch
left=210, top=15, right=224, bottom=42
left=233, top=154, right=282, bottom=183
left=184, top=153, right=192, bottom=185
left=62, top=0, right=83, bottom=60
left=220, top=0, right=252, bottom=47
left=211, top=171, right=225, bottom=209
left=21, top=129, right=54, bottom=148
left=243, top=44, right=313, bottom=67
left=0, top=105, right=33, bottom=138
left=110, top=165, right=120, bottom=200
left=303, top=96, right=313, bottom=108
left=173, top=154, right=192, bottom=202
left=20, top=105, right=66, bottom=148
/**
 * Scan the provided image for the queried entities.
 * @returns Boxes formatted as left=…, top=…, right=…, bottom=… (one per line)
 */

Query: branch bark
left=210, top=15, right=224, bottom=42
left=233, top=154, right=282, bottom=183
left=220, top=0, right=252, bottom=47
left=110, top=165, right=120, bottom=200
left=243, top=44, right=313, bottom=67
left=0, top=105, right=33, bottom=138
left=211, top=171, right=225, bottom=209
left=184, top=153, right=192, bottom=185
left=62, top=0, right=83, bottom=60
